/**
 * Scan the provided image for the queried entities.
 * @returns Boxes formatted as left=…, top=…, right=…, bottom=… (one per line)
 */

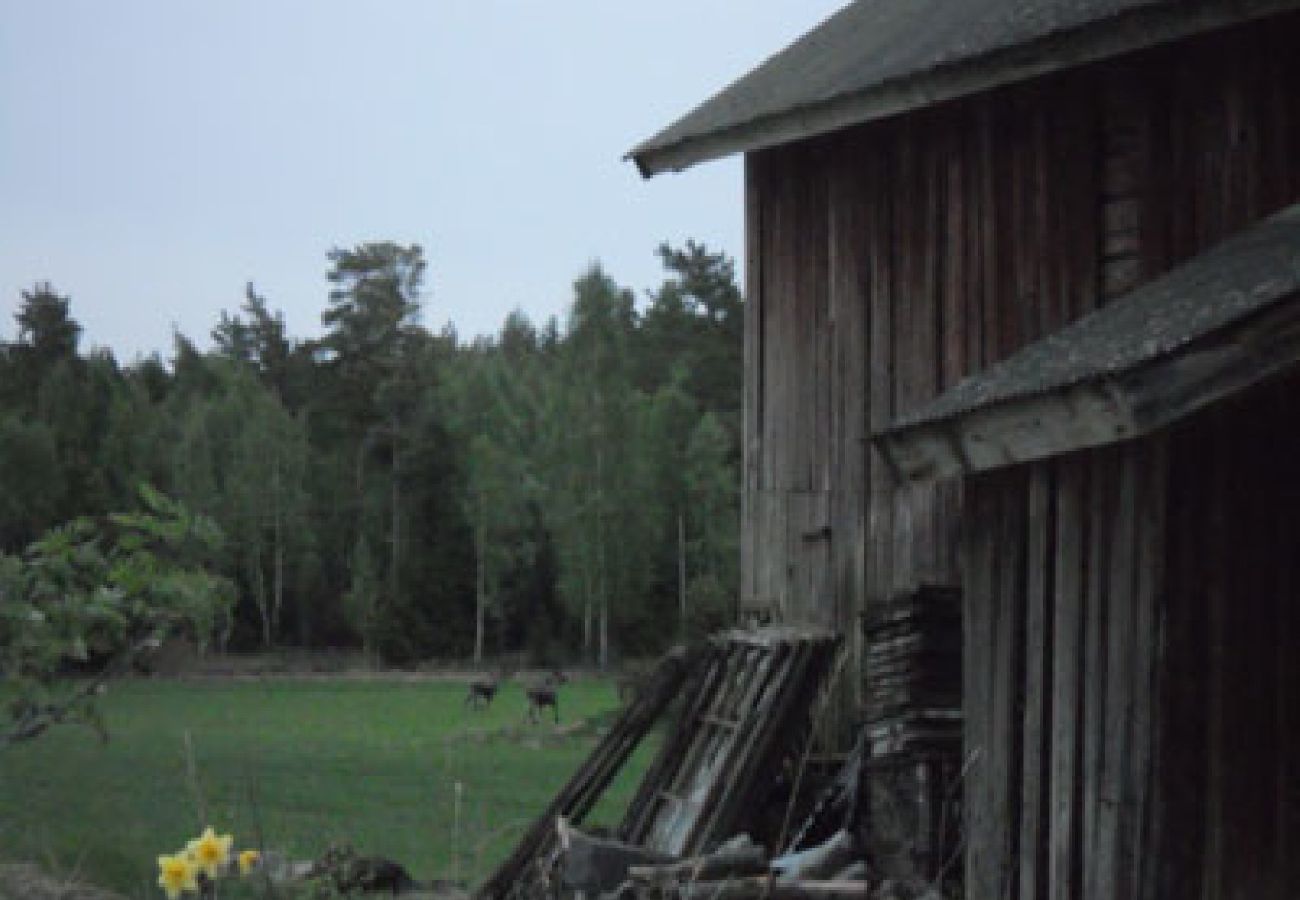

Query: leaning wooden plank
left=620, top=644, right=726, bottom=842
left=623, top=628, right=839, bottom=858
left=697, top=637, right=840, bottom=856
left=664, top=644, right=780, bottom=854
left=684, top=642, right=796, bottom=852
left=476, top=646, right=699, bottom=900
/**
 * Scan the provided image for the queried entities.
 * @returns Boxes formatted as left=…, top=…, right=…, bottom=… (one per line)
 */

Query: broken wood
left=770, top=829, right=858, bottom=880
left=621, top=627, right=841, bottom=857
left=673, top=877, right=871, bottom=900
left=477, top=646, right=700, bottom=900
left=627, top=835, right=768, bottom=888
left=557, top=818, right=675, bottom=895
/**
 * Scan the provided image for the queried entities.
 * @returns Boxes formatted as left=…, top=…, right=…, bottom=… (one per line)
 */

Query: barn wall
left=962, top=441, right=1167, bottom=900
left=960, top=369, right=1300, bottom=900
left=740, top=12, right=1300, bottom=725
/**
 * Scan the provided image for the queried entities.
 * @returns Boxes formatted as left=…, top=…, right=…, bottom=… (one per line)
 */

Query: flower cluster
left=156, top=827, right=260, bottom=899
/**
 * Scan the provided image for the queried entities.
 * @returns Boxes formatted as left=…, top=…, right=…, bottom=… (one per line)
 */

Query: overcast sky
left=0, top=2, right=843, bottom=362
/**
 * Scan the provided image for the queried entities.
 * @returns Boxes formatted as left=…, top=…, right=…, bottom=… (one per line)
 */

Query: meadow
left=0, top=676, right=652, bottom=898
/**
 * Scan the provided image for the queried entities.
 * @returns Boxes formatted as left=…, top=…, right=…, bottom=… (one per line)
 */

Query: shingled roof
left=629, top=0, right=1297, bottom=177
left=872, top=203, right=1300, bottom=482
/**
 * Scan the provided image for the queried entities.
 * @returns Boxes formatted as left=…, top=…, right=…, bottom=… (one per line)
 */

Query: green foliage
left=0, top=486, right=233, bottom=746
left=0, top=238, right=743, bottom=666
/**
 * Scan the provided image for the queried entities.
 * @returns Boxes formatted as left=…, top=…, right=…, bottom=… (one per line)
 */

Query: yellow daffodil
left=156, top=853, right=198, bottom=900
left=238, top=848, right=262, bottom=876
left=185, top=827, right=233, bottom=879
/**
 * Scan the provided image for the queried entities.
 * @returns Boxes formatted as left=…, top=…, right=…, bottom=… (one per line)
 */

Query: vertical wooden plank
left=1049, top=457, right=1085, bottom=900
left=867, top=134, right=895, bottom=613
left=912, top=117, right=942, bottom=585
left=963, top=477, right=997, bottom=900
left=1020, top=463, right=1053, bottom=900
left=979, top=96, right=1001, bottom=368
left=741, top=153, right=763, bottom=613
left=827, top=142, right=870, bottom=711
left=1098, top=445, right=1138, bottom=899
left=943, top=109, right=967, bottom=388
left=991, top=471, right=1026, bottom=900
left=965, top=98, right=986, bottom=371
left=890, top=120, right=917, bottom=593
left=1082, top=450, right=1112, bottom=900
left=1131, top=436, right=1165, bottom=900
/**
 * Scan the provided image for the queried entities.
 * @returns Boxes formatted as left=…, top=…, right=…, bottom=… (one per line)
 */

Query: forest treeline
left=0, top=241, right=742, bottom=668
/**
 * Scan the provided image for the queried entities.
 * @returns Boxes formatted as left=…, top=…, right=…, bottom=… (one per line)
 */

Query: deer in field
left=525, top=669, right=568, bottom=724
left=465, top=671, right=504, bottom=710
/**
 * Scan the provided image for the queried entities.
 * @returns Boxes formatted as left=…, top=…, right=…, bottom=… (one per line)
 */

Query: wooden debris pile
left=860, top=585, right=963, bottom=883
left=620, top=627, right=842, bottom=857
left=478, top=627, right=842, bottom=900
left=478, top=646, right=698, bottom=900
left=558, top=821, right=947, bottom=900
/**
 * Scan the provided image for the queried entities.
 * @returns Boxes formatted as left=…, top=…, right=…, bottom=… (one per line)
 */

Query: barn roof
left=872, top=203, right=1300, bottom=482
left=629, top=0, right=1298, bottom=177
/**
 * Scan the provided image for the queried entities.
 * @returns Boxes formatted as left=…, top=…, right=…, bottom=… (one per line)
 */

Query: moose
left=525, top=669, right=568, bottom=724
left=464, top=671, right=504, bottom=710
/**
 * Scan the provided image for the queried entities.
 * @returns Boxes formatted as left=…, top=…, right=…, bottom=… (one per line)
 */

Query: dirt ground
left=0, top=864, right=127, bottom=900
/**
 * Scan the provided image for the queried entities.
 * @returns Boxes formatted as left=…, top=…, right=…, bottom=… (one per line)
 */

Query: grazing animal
left=465, top=673, right=502, bottom=710
left=525, top=670, right=568, bottom=724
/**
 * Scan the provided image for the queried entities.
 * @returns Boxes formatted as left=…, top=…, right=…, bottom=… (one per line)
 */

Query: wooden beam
left=875, top=292, right=1300, bottom=483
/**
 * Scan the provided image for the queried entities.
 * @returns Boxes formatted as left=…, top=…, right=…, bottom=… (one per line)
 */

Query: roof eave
left=874, top=293, right=1300, bottom=484
left=630, top=0, right=1300, bottom=178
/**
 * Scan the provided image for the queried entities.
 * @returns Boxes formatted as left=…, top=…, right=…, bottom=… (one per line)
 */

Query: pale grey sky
left=0, top=2, right=843, bottom=362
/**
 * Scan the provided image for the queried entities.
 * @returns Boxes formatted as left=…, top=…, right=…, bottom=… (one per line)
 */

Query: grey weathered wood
left=741, top=155, right=762, bottom=612
left=1049, top=458, right=1084, bottom=900
left=992, top=473, right=1026, bottom=900
left=1098, top=445, right=1139, bottom=899
left=1130, top=437, right=1165, bottom=900
left=1019, top=463, right=1052, bottom=900
left=623, top=631, right=839, bottom=859
left=962, top=479, right=996, bottom=900
left=1081, top=452, right=1111, bottom=900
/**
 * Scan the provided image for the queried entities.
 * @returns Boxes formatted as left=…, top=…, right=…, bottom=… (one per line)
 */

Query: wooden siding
left=960, top=370, right=1300, bottom=900
left=739, top=13, right=1300, bottom=733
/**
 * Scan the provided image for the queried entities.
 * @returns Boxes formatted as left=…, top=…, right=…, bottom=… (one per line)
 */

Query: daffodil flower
left=238, top=849, right=262, bottom=876
left=156, top=853, right=198, bottom=900
left=185, top=827, right=233, bottom=879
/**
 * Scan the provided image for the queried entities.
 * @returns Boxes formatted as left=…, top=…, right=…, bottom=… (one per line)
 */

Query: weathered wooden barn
left=631, top=0, right=1300, bottom=897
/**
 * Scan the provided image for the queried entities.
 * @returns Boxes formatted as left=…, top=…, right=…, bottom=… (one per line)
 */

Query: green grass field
left=0, top=676, right=652, bottom=898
